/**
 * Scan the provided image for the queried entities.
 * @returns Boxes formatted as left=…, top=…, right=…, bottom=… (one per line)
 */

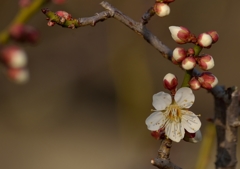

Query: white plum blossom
left=145, top=87, right=201, bottom=142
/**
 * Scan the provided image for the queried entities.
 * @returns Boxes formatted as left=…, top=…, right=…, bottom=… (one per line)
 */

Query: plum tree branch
left=41, top=1, right=240, bottom=169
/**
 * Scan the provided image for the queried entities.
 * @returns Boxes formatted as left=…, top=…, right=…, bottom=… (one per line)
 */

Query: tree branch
left=214, top=86, right=239, bottom=169
left=151, top=138, right=183, bottom=169
left=41, top=2, right=240, bottom=169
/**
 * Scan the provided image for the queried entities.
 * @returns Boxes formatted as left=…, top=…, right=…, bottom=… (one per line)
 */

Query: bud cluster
left=0, top=46, right=29, bottom=83
left=172, top=47, right=215, bottom=71
left=47, top=11, right=73, bottom=27
left=169, top=26, right=219, bottom=90
left=169, top=26, right=219, bottom=48
left=189, top=72, right=218, bottom=90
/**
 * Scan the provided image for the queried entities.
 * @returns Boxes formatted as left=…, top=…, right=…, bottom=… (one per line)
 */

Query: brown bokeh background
left=0, top=0, right=239, bottom=169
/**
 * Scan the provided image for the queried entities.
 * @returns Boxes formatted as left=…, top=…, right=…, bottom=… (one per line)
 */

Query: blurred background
left=0, top=0, right=239, bottom=169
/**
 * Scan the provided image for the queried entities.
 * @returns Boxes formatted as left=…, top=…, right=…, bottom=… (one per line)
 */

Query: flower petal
left=152, top=92, right=172, bottom=110
left=145, top=112, right=166, bottom=131
left=174, top=87, right=195, bottom=108
left=183, top=130, right=202, bottom=143
left=165, top=120, right=185, bottom=142
left=181, top=110, right=201, bottom=133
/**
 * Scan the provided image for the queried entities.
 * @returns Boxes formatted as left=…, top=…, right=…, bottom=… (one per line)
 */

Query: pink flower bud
left=181, top=56, right=196, bottom=70
left=52, top=0, right=66, bottom=4
left=9, top=24, right=25, bottom=41
left=207, top=31, right=219, bottom=44
left=154, top=3, right=170, bottom=17
left=198, top=33, right=213, bottom=48
left=19, top=0, right=31, bottom=8
left=7, top=68, right=29, bottom=84
left=172, top=47, right=186, bottom=62
left=189, top=77, right=201, bottom=90
left=169, top=26, right=191, bottom=44
left=198, top=72, right=218, bottom=89
left=1, top=46, right=27, bottom=68
left=163, top=73, right=178, bottom=90
left=197, top=54, right=214, bottom=70
left=9, top=24, right=40, bottom=44
left=55, top=11, right=72, bottom=20
left=24, top=25, right=40, bottom=44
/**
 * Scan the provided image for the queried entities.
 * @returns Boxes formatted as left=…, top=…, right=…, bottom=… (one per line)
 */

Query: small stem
left=181, top=45, right=202, bottom=87
left=181, top=70, right=192, bottom=87
left=193, top=45, right=202, bottom=56
left=0, top=0, right=48, bottom=44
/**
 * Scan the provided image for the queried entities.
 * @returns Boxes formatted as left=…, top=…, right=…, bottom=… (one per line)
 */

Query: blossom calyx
left=197, top=54, right=214, bottom=70
left=172, top=47, right=186, bottom=62
left=189, top=77, right=201, bottom=90
left=198, top=33, right=213, bottom=48
left=182, top=56, right=196, bottom=70
left=154, top=3, right=170, bottom=17
left=198, top=72, right=218, bottom=89
left=207, top=31, right=219, bottom=44
left=183, top=130, right=202, bottom=143
left=169, top=26, right=192, bottom=44
left=163, top=73, right=178, bottom=91
left=187, top=48, right=195, bottom=56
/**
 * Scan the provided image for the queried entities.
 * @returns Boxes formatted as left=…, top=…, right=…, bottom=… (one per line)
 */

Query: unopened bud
left=198, top=33, right=213, bottom=48
left=169, top=26, right=191, bottom=44
left=1, top=46, right=27, bottom=68
left=9, top=24, right=25, bottom=41
left=7, top=68, right=29, bottom=84
left=154, top=3, right=170, bottom=17
left=172, top=47, right=186, bottom=62
left=24, top=25, right=40, bottom=44
left=163, top=73, right=178, bottom=90
left=181, top=56, right=196, bottom=70
left=10, top=24, right=40, bottom=44
left=198, top=72, right=218, bottom=89
left=19, top=0, right=31, bottom=8
left=207, top=31, right=219, bottom=44
left=197, top=54, right=214, bottom=70
left=55, top=11, right=72, bottom=20
left=189, top=77, right=201, bottom=90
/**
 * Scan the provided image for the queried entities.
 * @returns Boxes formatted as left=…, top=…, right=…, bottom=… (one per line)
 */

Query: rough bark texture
left=213, top=86, right=239, bottom=169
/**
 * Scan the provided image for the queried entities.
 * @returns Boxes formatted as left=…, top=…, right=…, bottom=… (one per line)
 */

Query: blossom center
left=164, top=103, right=182, bottom=122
